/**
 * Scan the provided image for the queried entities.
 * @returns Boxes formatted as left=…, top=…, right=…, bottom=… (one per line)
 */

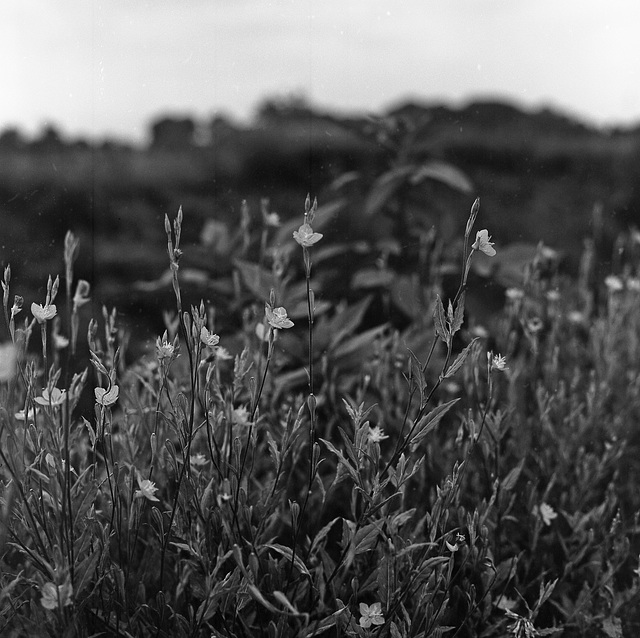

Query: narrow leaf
left=410, top=398, right=460, bottom=447
left=433, top=295, right=449, bottom=344
left=444, top=338, right=479, bottom=379
left=452, top=291, right=466, bottom=334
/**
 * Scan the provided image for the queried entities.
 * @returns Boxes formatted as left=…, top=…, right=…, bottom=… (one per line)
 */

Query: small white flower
left=491, top=353, right=508, bottom=372
left=156, top=337, right=175, bottom=360
left=505, top=287, right=524, bottom=301
left=368, top=425, right=389, bottom=443
left=496, top=596, right=517, bottom=612
left=191, top=453, right=208, bottom=467
left=263, top=212, right=281, bottom=227
left=627, top=277, right=640, bottom=292
left=95, top=385, right=119, bottom=407
left=31, top=302, right=57, bottom=323
left=10, top=295, right=23, bottom=319
left=15, top=406, right=38, bottom=422
left=546, top=289, right=561, bottom=302
left=214, top=346, right=233, bottom=360
left=293, top=222, right=323, bottom=248
left=200, top=326, right=220, bottom=348
left=604, top=275, right=624, bottom=292
left=53, top=334, right=69, bottom=350
left=34, top=387, right=66, bottom=407
left=135, top=475, right=159, bottom=502
left=538, top=502, right=557, bottom=526
left=567, top=310, right=585, bottom=325
left=472, top=229, right=496, bottom=257
left=526, top=317, right=544, bottom=334
left=265, top=303, right=294, bottom=330
left=41, top=580, right=73, bottom=610
left=233, top=405, right=250, bottom=427
left=359, top=602, right=385, bottom=629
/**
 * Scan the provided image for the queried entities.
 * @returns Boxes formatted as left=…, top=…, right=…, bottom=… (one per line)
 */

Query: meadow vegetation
left=1, top=106, right=640, bottom=637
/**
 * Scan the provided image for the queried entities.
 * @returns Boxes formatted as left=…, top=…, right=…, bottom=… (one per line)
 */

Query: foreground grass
left=0, top=196, right=639, bottom=638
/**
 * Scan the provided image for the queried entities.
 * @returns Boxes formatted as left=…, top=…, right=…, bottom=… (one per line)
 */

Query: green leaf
left=444, top=338, right=479, bottom=379
left=263, top=544, right=311, bottom=578
left=452, top=291, right=466, bottom=334
left=320, top=438, right=360, bottom=486
left=364, top=165, right=415, bottom=216
left=410, top=160, right=473, bottom=193
left=501, top=458, right=525, bottom=492
left=233, top=258, right=275, bottom=301
left=377, top=554, right=395, bottom=609
left=351, top=268, right=396, bottom=290
left=310, top=517, right=342, bottom=556
left=410, top=398, right=460, bottom=447
left=433, top=295, right=449, bottom=344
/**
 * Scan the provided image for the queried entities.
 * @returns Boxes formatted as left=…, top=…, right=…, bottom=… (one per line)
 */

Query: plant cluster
left=1, top=190, right=639, bottom=638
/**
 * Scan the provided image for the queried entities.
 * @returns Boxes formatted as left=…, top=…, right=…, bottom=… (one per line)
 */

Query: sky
left=3, top=1, right=640, bottom=144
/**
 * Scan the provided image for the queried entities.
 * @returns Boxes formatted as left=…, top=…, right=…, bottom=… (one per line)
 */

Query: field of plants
left=1, top=103, right=640, bottom=637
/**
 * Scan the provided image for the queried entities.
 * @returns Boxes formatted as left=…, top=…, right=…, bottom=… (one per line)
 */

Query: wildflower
left=470, top=324, right=489, bottom=339
left=265, top=303, right=294, bottom=330
left=263, top=211, right=281, bottom=227
left=0, top=342, right=16, bottom=382
left=10, top=295, right=23, bottom=319
left=191, top=453, right=207, bottom=467
left=446, top=533, right=466, bottom=553
left=35, top=387, right=66, bottom=407
left=490, top=353, right=508, bottom=372
left=526, top=317, right=544, bottom=334
left=72, top=280, right=91, bottom=312
left=135, top=475, right=159, bottom=502
left=505, top=609, right=538, bottom=638
left=41, top=580, right=73, bottom=610
left=538, top=502, right=557, bottom=526
left=368, top=425, right=389, bottom=443
left=472, top=229, right=496, bottom=257
left=200, top=219, right=231, bottom=255
left=604, top=275, right=623, bottom=292
left=627, top=277, right=640, bottom=292
left=496, top=597, right=517, bottom=612
left=200, top=326, right=220, bottom=347
left=95, top=384, right=119, bottom=407
left=15, top=406, right=38, bottom=422
left=505, top=287, right=524, bottom=301
left=293, top=222, right=323, bottom=248
left=214, top=346, right=233, bottom=360
left=233, top=405, right=250, bottom=427
left=359, top=602, right=385, bottom=629
left=31, top=302, right=57, bottom=323
left=567, top=310, right=585, bottom=325
left=546, top=289, right=561, bottom=303
left=445, top=540, right=459, bottom=553
left=156, top=336, right=175, bottom=360
left=53, top=333, right=69, bottom=350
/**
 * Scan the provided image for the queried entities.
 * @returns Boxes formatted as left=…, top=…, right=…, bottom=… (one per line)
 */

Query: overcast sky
left=3, top=1, right=639, bottom=143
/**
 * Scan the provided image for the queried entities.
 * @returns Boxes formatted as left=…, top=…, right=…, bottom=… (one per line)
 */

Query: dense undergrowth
left=1, top=188, right=640, bottom=638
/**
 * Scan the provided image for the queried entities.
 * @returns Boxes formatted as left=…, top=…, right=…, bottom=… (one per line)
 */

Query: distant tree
left=149, top=116, right=196, bottom=150
left=209, top=114, right=238, bottom=143
left=256, top=94, right=314, bottom=123
left=30, top=124, right=65, bottom=151
left=0, top=127, right=27, bottom=150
